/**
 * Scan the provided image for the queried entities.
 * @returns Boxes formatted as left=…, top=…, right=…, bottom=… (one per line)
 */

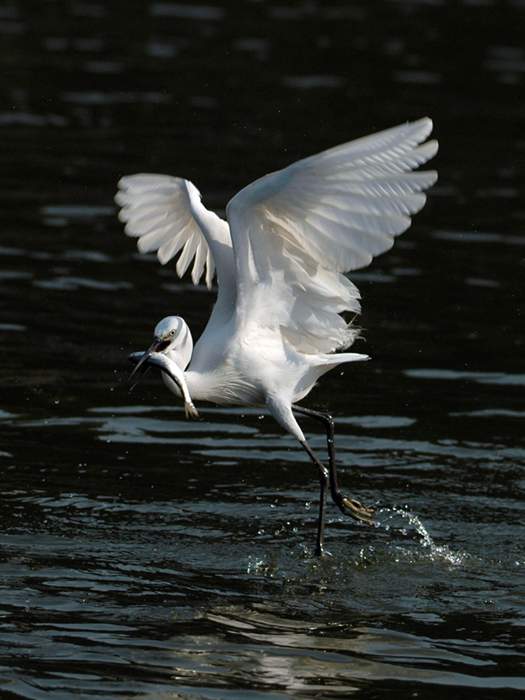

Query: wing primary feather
left=191, top=240, right=207, bottom=285
left=205, top=248, right=215, bottom=289
left=176, top=232, right=200, bottom=278
left=156, top=223, right=193, bottom=264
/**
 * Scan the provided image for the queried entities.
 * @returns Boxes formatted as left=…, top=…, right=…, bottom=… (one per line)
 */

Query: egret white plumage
left=117, top=117, right=438, bottom=555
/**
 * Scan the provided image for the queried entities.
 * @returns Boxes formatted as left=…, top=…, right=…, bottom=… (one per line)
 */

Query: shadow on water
left=1, top=0, right=525, bottom=697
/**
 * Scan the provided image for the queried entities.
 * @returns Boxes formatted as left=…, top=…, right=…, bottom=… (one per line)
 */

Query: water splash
left=374, top=506, right=468, bottom=566
left=244, top=506, right=469, bottom=579
left=246, top=554, right=281, bottom=577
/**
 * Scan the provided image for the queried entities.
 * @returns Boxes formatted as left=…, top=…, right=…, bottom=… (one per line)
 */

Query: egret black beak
left=128, top=339, right=169, bottom=389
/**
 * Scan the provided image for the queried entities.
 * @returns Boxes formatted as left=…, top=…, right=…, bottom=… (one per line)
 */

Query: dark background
left=0, top=1, right=524, bottom=698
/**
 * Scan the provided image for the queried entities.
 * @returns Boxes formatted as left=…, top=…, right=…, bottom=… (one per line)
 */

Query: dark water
left=1, top=1, right=524, bottom=697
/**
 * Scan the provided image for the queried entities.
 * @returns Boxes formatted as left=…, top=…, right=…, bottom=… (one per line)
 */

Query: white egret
left=117, top=118, right=438, bottom=555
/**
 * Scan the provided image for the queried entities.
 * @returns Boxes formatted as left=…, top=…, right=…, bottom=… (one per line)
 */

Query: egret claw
left=341, top=496, right=375, bottom=525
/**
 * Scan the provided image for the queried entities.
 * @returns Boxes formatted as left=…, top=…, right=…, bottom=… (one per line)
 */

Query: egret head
left=152, top=316, right=193, bottom=368
left=128, top=316, right=193, bottom=390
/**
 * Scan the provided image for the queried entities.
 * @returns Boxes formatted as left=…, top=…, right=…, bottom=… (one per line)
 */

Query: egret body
left=118, top=118, right=438, bottom=554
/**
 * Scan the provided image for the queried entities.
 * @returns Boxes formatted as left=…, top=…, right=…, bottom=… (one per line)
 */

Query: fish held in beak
left=128, top=339, right=168, bottom=390
left=128, top=349, right=199, bottom=420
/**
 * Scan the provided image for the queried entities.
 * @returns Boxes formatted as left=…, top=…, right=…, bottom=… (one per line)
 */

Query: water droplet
left=375, top=506, right=468, bottom=566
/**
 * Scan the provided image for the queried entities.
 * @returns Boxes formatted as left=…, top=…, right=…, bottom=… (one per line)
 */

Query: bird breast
left=184, top=366, right=264, bottom=406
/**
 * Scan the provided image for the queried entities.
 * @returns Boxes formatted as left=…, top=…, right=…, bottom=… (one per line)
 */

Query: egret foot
left=336, top=495, right=375, bottom=525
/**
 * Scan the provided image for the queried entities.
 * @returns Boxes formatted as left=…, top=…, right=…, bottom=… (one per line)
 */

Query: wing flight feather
left=116, top=175, right=220, bottom=289
left=226, top=117, right=438, bottom=354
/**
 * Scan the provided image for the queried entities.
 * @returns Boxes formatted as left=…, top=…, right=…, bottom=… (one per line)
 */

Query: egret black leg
left=294, top=406, right=375, bottom=525
left=300, top=440, right=329, bottom=556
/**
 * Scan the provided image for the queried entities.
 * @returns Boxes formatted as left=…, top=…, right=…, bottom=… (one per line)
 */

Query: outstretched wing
left=116, top=175, right=237, bottom=347
left=226, top=117, right=438, bottom=354
left=115, top=174, right=233, bottom=292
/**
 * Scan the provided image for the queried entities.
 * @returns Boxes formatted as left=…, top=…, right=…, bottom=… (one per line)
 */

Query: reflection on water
left=1, top=0, right=524, bottom=697
left=405, top=369, right=525, bottom=386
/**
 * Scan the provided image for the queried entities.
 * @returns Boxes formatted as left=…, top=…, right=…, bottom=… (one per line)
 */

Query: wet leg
left=295, top=406, right=375, bottom=524
left=300, top=440, right=329, bottom=556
